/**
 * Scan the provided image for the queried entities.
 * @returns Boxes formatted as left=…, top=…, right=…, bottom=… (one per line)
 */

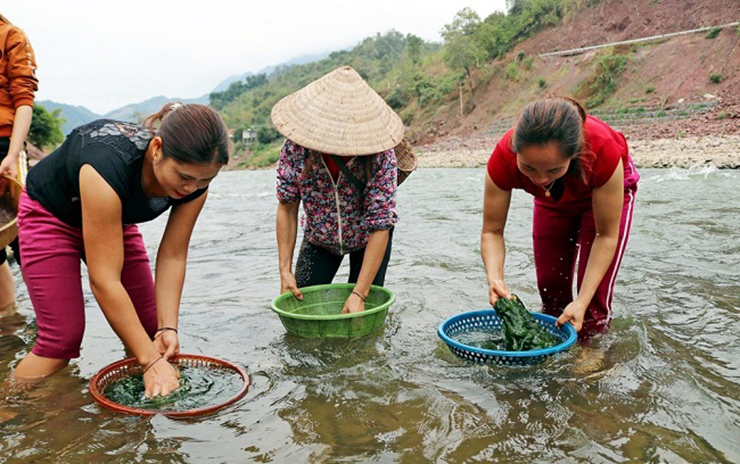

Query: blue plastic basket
left=438, top=309, right=578, bottom=366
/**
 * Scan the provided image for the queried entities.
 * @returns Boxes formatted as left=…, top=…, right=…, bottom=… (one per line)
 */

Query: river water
left=1, top=167, right=738, bottom=463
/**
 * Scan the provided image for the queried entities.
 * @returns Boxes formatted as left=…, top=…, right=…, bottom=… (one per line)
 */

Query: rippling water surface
left=1, top=167, right=738, bottom=463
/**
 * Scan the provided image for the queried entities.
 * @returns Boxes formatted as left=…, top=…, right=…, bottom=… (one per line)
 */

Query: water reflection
left=0, top=168, right=738, bottom=462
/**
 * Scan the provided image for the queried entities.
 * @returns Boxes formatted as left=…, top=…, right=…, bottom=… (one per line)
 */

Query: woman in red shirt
left=481, top=97, right=639, bottom=338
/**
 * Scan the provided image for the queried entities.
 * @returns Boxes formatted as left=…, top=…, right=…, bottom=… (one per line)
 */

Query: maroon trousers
left=533, top=186, right=637, bottom=338
left=18, top=191, right=158, bottom=359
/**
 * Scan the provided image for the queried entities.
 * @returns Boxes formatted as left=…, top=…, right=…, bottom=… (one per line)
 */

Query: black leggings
left=295, top=229, right=393, bottom=288
left=0, top=138, right=20, bottom=267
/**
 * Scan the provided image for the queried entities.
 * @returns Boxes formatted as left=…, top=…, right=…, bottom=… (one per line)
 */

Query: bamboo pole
left=539, top=21, right=740, bottom=58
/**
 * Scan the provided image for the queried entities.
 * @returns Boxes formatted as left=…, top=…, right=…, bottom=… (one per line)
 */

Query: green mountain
left=36, top=100, right=101, bottom=134
left=212, top=52, right=329, bottom=93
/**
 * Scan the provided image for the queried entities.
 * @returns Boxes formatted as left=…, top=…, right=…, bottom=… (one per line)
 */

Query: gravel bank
left=415, top=135, right=740, bottom=169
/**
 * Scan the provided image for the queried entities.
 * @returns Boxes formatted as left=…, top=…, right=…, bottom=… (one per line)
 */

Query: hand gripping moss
left=438, top=310, right=577, bottom=366
left=89, top=354, right=250, bottom=417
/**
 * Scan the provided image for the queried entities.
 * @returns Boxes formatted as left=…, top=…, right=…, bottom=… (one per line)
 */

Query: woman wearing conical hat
left=272, top=66, right=415, bottom=314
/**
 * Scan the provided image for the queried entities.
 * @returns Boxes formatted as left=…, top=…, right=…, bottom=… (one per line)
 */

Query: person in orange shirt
left=0, top=14, right=38, bottom=310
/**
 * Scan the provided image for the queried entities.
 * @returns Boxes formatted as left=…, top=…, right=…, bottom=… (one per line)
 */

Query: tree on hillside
left=406, top=34, right=423, bottom=65
left=475, top=12, right=518, bottom=59
left=505, top=0, right=563, bottom=42
left=28, top=104, right=65, bottom=149
left=443, top=35, right=485, bottom=83
left=256, top=126, right=281, bottom=145
left=210, top=73, right=269, bottom=110
left=442, top=8, right=486, bottom=85
left=441, top=7, right=482, bottom=39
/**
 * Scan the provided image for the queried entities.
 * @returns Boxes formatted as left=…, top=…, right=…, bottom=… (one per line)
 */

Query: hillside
left=437, top=21, right=740, bottom=142
left=216, top=0, right=739, bottom=169
left=434, top=0, right=740, bottom=143
left=517, top=0, right=740, bottom=54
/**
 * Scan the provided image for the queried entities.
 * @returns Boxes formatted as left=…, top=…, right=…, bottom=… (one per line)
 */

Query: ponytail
left=143, top=102, right=182, bottom=132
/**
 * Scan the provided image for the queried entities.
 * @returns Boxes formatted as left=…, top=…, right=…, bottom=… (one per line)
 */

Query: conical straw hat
left=271, top=66, right=404, bottom=156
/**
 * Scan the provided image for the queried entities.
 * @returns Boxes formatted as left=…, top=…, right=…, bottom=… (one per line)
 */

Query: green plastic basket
left=270, top=284, right=396, bottom=338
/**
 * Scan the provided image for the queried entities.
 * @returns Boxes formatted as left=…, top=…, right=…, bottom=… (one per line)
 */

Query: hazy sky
left=5, top=1, right=507, bottom=114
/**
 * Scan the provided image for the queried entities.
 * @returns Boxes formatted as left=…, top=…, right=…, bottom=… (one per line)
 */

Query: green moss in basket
left=494, top=295, right=559, bottom=351
left=103, top=365, right=242, bottom=411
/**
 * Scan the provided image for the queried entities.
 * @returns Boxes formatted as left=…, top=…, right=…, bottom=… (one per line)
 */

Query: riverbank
left=415, top=134, right=740, bottom=169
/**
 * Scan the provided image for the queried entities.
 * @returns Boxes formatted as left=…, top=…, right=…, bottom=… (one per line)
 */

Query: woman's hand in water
left=342, top=292, right=365, bottom=314
left=142, top=357, right=180, bottom=397
left=280, top=272, right=303, bottom=300
left=556, top=300, right=587, bottom=332
left=154, top=330, right=180, bottom=361
left=488, top=279, right=512, bottom=306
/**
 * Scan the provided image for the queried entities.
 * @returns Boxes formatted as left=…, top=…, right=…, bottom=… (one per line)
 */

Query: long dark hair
left=512, top=97, right=589, bottom=182
left=143, top=102, right=230, bottom=165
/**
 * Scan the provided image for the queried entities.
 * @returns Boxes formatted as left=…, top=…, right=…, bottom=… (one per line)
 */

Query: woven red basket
left=89, top=354, right=250, bottom=418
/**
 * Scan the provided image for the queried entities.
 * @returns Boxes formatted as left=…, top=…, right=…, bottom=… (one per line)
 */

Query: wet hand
left=556, top=301, right=587, bottom=332
left=142, top=357, right=180, bottom=398
left=342, top=292, right=365, bottom=314
left=153, top=330, right=180, bottom=361
left=488, top=279, right=512, bottom=306
left=280, top=272, right=303, bottom=300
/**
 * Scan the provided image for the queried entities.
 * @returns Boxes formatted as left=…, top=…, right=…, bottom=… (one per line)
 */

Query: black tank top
left=26, top=119, right=206, bottom=228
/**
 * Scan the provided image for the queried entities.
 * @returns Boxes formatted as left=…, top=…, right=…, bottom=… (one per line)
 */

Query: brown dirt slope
left=518, top=0, right=740, bottom=55
left=413, top=0, right=740, bottom=146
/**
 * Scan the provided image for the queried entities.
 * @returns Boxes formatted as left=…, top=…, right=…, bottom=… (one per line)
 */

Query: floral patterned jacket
left=276, top=140, right=398, bottom=255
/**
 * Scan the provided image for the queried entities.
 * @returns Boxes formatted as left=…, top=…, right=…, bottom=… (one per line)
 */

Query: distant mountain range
left=102, top=94, right=210, bottom=121
left=39, top=94, right=209, bottom=134
left=39, top=51, right=330, bottom=134
left=35, top=101, right=101, bottom=134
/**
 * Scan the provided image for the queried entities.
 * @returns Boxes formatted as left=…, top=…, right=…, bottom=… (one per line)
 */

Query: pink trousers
left=17, top=190, right=157, bottom=359
left=533, top=186, right=637, bottom=338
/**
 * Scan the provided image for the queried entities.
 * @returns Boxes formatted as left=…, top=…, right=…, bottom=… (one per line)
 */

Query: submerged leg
left=15, top=192, right=86, bottom=379
left=0, top=260, right=15, bottom=309
left=576, top=188, right=637, bottom=337
left=13, top=353, right=70, bottom=380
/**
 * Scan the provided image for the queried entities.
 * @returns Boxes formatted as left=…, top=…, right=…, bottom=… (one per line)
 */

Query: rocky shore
left=415, top=94, right=740, bottom=169
left=415, top=134, right=740, bottom=169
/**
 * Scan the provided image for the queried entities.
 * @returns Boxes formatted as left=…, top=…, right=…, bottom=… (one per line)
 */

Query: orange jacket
left=0, top=18, right=38, bottom=137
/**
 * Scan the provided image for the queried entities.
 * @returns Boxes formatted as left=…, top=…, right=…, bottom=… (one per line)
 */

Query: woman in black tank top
left=14, top=103, right=230, bottom=398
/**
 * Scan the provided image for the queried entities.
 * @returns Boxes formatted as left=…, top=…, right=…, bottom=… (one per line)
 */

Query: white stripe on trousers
left=604, top=187, right=636, bottom=324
